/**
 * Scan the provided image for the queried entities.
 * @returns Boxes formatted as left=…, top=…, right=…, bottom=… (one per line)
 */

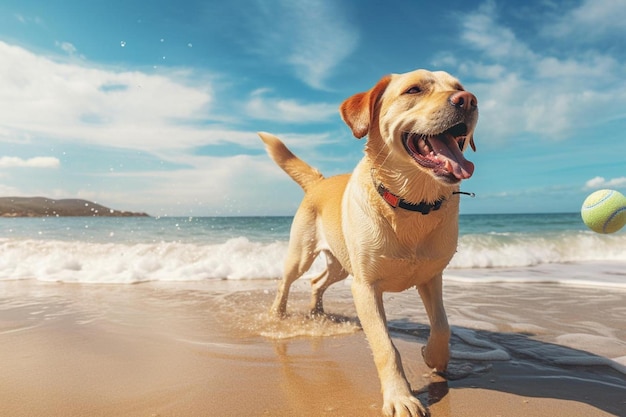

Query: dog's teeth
left=417, top=138, right=429, bottom=154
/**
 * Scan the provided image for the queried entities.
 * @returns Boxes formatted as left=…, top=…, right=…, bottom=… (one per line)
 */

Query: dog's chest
left=374, top=253, right=452, bottom=291
left=380, top=236, right=454, bottom=288
left=350, top=216, right=458, bottom=291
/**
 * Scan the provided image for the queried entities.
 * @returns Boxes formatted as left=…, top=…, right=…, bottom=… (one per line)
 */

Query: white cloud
left=244, top=0, right=359, bottom=90
left=0, top=40, right=339, bottom=213
left=0, top=183, right=21, bottom=195
left=0, top=156, right=60, bottom=168
left=461, top=1, right=535, bottom=61
left=245, top=89, right=337, bottom=123
left=454, top=2, right=626, bottom=141
left=14, top=14, right=43, bottom=25
left=0, top=41, right=311, bottom=211
left=547, top=0, right=626, bottom=39
left=584, top=176, right=626, bottom=190
left=55, top=41, right=79, bottom=56
left=88, top=154, right=304, bottom=216
left=283, top=1, right=358, bottom=89
left=0, top=41, right=217, bottom=153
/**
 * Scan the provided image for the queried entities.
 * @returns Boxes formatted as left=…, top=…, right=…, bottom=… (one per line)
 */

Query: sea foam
left=451, top=231, right=626, bottom=268
left=0, top=237, right=295, bottom=283
left=1, top=232, right=626, bottom=287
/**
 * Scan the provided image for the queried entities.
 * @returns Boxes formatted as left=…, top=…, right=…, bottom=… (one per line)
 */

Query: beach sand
left=1, top=275, right=625, bottom=417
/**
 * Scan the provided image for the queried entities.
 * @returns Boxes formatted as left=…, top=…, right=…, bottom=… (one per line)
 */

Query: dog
left=259, top=69, right=478, bottom=417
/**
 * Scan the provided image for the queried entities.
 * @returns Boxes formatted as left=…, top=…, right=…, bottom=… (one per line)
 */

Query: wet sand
left=0, top=277, right=625, bottom=416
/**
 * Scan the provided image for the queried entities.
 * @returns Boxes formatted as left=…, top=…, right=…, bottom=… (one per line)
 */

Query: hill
left=0, top=197, right=149, bottom=217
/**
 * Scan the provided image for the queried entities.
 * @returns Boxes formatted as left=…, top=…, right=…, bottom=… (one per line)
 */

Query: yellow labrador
left=259, top=69, right=478, bottom=417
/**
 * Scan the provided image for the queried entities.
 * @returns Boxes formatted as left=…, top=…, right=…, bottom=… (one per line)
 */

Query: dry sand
left=0, top=278, right=624, bottom=417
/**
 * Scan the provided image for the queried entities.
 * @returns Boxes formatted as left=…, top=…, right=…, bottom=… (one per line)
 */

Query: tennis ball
left=581, top=189, right=626, bottom=234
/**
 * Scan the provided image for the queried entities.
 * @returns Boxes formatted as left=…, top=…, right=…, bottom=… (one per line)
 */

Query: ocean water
left=0, top=213, right=625, bottom=286
left=2, top=213, right=626, bottom=383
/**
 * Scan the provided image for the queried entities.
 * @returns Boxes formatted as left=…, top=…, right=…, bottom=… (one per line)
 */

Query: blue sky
left=1, top=0, right=625, bottom=216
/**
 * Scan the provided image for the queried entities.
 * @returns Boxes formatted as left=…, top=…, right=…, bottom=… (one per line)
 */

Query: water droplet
left=120, top=41, right=126, bottom=47
left=187, top=43, right=193, bottom=48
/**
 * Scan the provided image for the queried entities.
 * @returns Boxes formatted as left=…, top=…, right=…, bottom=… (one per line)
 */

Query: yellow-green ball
left=581, top=189, right=626, bottom=234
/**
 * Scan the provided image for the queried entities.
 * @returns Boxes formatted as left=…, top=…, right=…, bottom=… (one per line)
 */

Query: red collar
left=373, top=180, right=444, bottom=214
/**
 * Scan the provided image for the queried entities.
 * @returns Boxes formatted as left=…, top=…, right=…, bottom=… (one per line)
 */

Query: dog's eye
left=404, top=86, right=422, bottom=94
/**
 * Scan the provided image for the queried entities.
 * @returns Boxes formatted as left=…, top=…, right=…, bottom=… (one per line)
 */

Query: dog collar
left=374, top=181, right=444, bottom=214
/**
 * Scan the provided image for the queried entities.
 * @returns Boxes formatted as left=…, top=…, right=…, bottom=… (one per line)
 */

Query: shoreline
left=0, top=278, right=624, bottom=416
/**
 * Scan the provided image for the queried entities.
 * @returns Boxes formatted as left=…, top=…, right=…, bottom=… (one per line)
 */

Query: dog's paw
left=268, top=306, right=287, bottom=319
left=382, top=392, right=429, bottom=417
left=421, top=345, right=449, bottom=372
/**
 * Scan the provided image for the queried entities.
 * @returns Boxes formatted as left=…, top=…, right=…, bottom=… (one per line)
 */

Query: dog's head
left=340, top=69, right=478, bottom=187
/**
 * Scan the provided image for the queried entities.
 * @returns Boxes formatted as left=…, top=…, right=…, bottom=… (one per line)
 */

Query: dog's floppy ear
left=340, top=75, right=391, bottom=139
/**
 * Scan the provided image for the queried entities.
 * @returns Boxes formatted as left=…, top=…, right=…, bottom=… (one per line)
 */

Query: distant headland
left=0, top=197, right=149, bottom=218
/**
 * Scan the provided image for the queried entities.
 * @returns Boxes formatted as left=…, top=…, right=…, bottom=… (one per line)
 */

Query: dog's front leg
left=352, top=280, right=428, bottom=417
left=417, top=274, right=450, bottom=372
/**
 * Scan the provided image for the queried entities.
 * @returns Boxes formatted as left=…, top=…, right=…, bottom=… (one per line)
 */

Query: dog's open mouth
left=402, top=123, right=475, bottom=182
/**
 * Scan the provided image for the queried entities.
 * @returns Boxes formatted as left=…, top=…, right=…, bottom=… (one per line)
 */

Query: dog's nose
left=449, top=91, right=477, bottom=111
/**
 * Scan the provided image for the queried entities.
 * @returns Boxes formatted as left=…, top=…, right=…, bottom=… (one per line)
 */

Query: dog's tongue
left=430, top=134, right=475, bottom=179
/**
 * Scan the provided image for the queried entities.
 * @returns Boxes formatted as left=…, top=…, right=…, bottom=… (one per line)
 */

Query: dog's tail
left=258, top=132, right=324, bottom=192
